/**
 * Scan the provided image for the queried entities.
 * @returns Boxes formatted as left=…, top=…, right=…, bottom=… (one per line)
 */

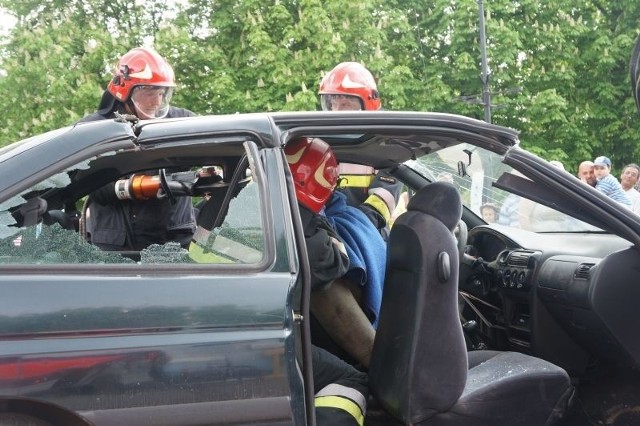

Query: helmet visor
left=320, top=94, right=363, bottom=111
left=130, top=85, right=174, bottom=119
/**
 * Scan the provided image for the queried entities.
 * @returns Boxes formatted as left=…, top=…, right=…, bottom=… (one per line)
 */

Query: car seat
left=369, top=181, right=573, bottom=425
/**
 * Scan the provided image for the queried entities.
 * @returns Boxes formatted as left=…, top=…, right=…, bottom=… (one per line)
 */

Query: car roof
left=138, top=111, right=520, bottom=168
left=0, top=111, right=520, bottom=198
left=2, top=111, right=519, bottom=159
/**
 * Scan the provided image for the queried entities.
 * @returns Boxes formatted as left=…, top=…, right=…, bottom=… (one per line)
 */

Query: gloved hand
left=364, top=168, right=403, bottom=220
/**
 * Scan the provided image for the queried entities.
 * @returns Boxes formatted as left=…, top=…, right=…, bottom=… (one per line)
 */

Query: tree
left=165, top=0, right=386, bottom=114
left=1, top=0, right=640, bottom=175
left=0, top=0, right=179, bottom=141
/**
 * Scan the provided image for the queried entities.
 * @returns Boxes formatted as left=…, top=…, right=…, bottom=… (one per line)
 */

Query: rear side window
left=0, top=142, right=268, bottom=266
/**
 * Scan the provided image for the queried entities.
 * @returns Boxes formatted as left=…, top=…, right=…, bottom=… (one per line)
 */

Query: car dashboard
left=460, top=224, right=640, bottom=374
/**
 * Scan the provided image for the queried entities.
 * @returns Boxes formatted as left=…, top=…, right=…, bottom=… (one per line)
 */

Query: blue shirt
left=596, top=174, right=631, bottom=206
left=497, top=194, right=521, bottom=227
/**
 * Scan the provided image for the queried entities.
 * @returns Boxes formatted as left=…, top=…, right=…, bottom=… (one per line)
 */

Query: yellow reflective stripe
left=316, top=383, right=367, bottom=410
left=315, top=395, right=365, bottom=426
left=364, top=194, right=391, bottom=223
left=338, top=174, right=375, bottom=188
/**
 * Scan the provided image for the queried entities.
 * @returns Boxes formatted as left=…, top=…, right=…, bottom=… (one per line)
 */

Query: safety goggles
left=320, top=94, right=363, bottom=111
left=130, top=85, right=174, bottom=119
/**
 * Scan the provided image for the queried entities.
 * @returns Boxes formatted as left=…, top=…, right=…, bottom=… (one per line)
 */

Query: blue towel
left=324, top=191, right=387, bottom=328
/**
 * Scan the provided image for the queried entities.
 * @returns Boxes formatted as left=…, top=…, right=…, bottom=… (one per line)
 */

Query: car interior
left=307, top=130, right=640, bottom=425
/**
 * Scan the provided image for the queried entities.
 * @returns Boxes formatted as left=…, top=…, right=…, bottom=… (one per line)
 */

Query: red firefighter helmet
left=319, top=62, right=381, bottom=111
left=285, top=137, right=339, bottom=213
left=107, top=47, right=176, bottom=118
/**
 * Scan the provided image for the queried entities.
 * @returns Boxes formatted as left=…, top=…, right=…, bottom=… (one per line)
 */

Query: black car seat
left=368, top=182, right=573, bottom=425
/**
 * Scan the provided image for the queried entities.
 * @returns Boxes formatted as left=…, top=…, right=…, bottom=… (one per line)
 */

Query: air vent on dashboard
left=507, top=252, right=530, bottom=267
left=574, top=263, right=595, bottom=280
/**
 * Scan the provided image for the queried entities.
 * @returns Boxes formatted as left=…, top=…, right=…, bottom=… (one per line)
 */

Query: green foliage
left=2, top=0, right=640, bottom=173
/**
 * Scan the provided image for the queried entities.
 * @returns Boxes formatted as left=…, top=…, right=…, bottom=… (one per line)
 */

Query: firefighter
left=319, top=62, right=403, bottom=239
left=78, top=47, right=196, bottom=251
left=285, top=137, right=369, bottom=425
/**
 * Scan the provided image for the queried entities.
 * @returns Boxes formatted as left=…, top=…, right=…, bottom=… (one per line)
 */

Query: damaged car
left=0, top=111, right=638, bottom=425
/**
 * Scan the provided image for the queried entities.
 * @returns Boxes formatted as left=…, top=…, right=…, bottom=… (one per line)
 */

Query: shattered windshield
left=405, top=143, right=601, bottom=233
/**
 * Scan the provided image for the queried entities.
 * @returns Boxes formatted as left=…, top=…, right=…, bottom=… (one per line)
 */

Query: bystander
left=497, top=194, right=521, bottom=227
left=593, top=156, right=631, bottom=207
left=480, top=203, right=498, bottom=223
left=578, top=161, right=597, bottom=187
left=620, top=164, right=640, bottom=214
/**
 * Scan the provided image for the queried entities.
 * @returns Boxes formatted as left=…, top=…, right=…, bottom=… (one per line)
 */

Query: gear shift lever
left=462, top=320, right=487, bottom=350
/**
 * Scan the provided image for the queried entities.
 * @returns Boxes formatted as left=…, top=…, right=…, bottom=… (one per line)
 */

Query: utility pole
left=477, top=0, right=491, bottom=123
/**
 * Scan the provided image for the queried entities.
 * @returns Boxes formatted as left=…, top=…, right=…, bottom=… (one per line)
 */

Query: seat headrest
left=406, top=182, right=462, bottom=231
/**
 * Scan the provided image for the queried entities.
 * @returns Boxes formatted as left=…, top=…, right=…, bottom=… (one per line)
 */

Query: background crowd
left=477, top=157, right=640, bottom=229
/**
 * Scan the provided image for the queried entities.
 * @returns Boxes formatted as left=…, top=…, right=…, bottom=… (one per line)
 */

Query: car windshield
left=405, top=143, right=602, bottom=233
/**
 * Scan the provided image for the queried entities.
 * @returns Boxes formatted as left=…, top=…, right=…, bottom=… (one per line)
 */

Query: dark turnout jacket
left=299, top=206, right=349, bottom=290
left=299, top=206, right=367, bottom=425
left=78, top=94, right=197, bottom=251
